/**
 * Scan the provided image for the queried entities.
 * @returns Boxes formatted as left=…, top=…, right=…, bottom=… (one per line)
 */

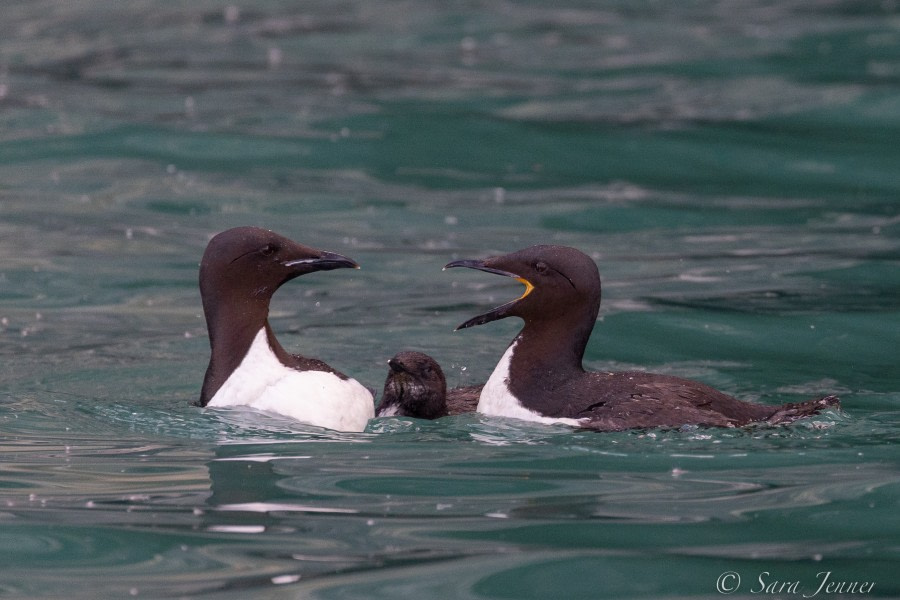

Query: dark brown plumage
left=376, top=351, right=481, bottom=419
left=197, top=226, right=359, bottom=406
left=446, top=245, right=840, bottom=431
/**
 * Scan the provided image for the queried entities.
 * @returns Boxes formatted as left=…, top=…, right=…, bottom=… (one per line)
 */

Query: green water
left=1, top=1, right=898, bottom=598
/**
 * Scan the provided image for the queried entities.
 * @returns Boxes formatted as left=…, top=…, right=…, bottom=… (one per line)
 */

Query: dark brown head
left=444, top=245, right=601, bottom=331
left=376, top=351, right=448, bottom=419
left=199, top=226, right=359, bottom=329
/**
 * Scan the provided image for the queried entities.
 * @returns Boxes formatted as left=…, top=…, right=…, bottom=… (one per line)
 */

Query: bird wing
left=446, top=385, right=483, bottom=415
left=575, top=391, right=739, bottom=432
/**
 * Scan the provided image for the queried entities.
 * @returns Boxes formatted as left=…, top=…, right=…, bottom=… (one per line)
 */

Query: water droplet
left=267, top=47, right=283, bottom=69
left=224, top=5, right=240, bottom=24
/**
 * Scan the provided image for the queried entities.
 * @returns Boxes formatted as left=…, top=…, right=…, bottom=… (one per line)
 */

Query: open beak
left=444, top=259, right=534, bottom=330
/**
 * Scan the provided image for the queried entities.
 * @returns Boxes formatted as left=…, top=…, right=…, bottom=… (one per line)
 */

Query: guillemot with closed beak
left=445, top=245, right=840, bottom=431
left=198, top=226, right=374, bottom=432
left=375, top=351, right=481, bottom=419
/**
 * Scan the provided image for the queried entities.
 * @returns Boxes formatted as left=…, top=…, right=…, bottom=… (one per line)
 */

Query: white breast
left=477, top=339, right=584, bottom=427
left=208, top=328, right=374, bottom=432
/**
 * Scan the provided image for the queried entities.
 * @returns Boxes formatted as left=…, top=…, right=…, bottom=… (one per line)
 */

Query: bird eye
left=535, top=261, right=549, bottom=274
left=260, top=244, right=277, bottom=256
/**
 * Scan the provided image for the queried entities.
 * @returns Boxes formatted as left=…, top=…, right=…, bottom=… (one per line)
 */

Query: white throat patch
left=476, top=340, right=583, bottom=427
left=208, top=328, right=374, bottom=432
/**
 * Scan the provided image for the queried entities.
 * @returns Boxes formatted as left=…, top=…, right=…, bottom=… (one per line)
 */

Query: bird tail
left=766, top=395, right=841, bottom=425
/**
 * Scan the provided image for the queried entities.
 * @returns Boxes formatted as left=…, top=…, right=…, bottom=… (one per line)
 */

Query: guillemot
left=197, top=226, right=374, bottom=432
left=445, top=245, right=840, bottom=431
left=375, top=351, right=481, bottom=419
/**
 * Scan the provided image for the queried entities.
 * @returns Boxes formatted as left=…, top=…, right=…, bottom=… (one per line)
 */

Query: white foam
left=376, top=403, right=400, bottom=417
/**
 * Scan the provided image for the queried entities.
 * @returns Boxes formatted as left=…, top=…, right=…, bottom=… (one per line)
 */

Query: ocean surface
left=1, top=1, right=898, bottom=598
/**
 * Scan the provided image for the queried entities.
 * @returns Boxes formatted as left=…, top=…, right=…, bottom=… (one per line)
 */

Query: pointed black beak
left=444, top=259, right=518, bottom=278
left=283, top=250, right=359, bottom=272
left=444, top=258, right=534, bottom=330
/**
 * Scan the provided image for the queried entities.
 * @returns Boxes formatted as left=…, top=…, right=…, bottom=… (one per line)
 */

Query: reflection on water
left=1, top=403, right=894, bottom=597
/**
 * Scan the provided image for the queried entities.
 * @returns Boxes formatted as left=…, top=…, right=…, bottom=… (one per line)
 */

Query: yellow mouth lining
left=516, top=277, right=535, bottom=300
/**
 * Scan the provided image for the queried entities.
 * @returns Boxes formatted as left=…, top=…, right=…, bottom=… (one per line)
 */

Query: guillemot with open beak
left=198, top=226, right=374, bottom=432
left=445, top=245, right=839, bottom=431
